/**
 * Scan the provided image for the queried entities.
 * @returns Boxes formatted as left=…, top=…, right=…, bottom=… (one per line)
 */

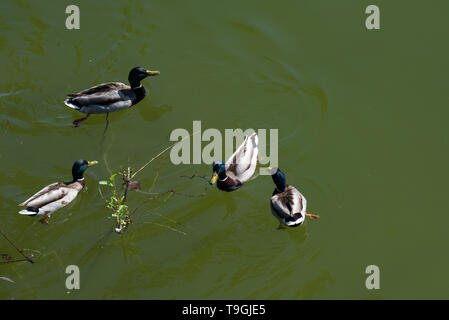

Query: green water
left=0, top=0, right=448, bottom=299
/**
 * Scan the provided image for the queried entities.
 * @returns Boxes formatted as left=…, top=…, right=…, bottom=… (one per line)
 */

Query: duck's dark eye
left=213, top=163, right=221, bottom=172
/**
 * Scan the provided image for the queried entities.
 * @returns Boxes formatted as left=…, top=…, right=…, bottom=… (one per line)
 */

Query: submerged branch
left=136, top=189, right=206, bottom=199
left=0, top=228, right=34, bottom=264
left=180, top=174, right=209, bottom=182
left=143, top=221, right=187, bottom=236
left=0, top=258, right=31, bottom=265
left=100, top=131, right=202, bottom=234
left=131, top=130, right=200, bottom=179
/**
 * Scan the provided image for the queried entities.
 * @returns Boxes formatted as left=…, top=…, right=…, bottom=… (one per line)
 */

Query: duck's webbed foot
left=305, top=212, right=320, bottom=221
left=39, top=213, right=50, bottom=225
left=73, top=113, right=91, bottom=127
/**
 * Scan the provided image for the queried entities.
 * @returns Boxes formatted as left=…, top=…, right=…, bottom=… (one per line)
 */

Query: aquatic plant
left=99, top=132, right=203, bottom=234
left=99, top=168, right=138, bottom=233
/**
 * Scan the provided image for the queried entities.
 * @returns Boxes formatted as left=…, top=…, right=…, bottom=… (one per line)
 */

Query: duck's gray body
left=64, top=82, right=145, bottom=114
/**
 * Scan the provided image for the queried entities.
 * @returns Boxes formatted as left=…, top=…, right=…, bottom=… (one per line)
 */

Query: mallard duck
left=18, top=159, right=98, bottom=224
left=209, top=132, right=258, bottom=192
left=269, top=167, right=319, bottom=228
left=64, top=67, right=160, bottom=126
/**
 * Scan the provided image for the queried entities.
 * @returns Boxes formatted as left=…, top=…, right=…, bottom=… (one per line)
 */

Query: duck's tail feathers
left=246, top=132, right=259, bottom=148
left=19, top=208, right=39, bottom=216
left=64, top=99, right=81, bottom=110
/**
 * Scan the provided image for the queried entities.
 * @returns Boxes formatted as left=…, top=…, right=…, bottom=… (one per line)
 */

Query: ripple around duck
left=0, top=90, right=24, bottom=98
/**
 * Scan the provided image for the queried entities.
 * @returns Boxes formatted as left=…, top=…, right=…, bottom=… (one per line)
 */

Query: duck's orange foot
left=39, top=214, right=50, bottom=225
left=73, top=113, right=91, bottom=127
left=305, top=213, right=320, bottom=221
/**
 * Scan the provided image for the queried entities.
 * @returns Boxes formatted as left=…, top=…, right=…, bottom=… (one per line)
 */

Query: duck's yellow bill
left=88, top=161, right=99, bottom=167
left=209, top=172, right=218, bottom=185
left=146, top=70, right=160, bottom=76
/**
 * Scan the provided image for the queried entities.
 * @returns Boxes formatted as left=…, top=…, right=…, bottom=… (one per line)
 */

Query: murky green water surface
left=0, top=0, right=448, bottom=299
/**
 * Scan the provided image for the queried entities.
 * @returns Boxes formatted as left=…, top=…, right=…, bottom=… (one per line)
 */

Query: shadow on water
left=138, top=103, right=173, bottom=123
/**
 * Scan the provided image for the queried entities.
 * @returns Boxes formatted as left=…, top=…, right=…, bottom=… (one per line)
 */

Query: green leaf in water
left=110, top=173, right=117, bottom=182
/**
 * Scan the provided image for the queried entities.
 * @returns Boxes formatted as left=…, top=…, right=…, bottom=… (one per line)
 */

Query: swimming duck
left=209, top=132, right=258, bottom=192
left=269, top=167, right=319, bottom=228
left=64, top=67, right=160, bottom=126
left=18, top=160, right=98, bottom=224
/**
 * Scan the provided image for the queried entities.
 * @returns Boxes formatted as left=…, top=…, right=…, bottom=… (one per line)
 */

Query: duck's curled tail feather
left=64, top=99, right=81, bottom=110
left=19, top=207, right=39, bottom=216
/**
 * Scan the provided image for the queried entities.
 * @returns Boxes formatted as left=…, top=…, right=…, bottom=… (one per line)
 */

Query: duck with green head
left=209, top=133, right=259, bottom=192
left=269, top=167, right=319, bottom=228
left=64, top=67, right=160, bottom=126
left=18, top=159, right=98, bottom=224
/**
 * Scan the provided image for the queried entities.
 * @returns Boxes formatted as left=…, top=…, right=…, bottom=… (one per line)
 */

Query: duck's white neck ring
left=77, top=178, right=85, bottom=181
left=219, top=176, right=228, bottom=182
left=132, top=84, right=143, bottom=90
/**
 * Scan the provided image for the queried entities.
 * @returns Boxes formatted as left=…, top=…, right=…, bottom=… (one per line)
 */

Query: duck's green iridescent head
left=128, top=66, right=160, bottom=89
left=210, top=160, right=226, bottom=185
left=270, top=167, right=287, bottom=192
left=72, top=159, right=98, bottom=181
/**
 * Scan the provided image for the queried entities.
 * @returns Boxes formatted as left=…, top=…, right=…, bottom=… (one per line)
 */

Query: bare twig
left=131, top=130, right=200, bottom=179
left=150, top=171, right=159, bottom=191
left=0, top=258, right=31, bottom=265
left=136, top=189, right=206, bottom=198
left=143, top=221, right=187, bottom=236
left=180, top=174, right=209, bottom=182
left=0, top=228, right=34, bottom=264
left=100, top=131, right=201, bottom=234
